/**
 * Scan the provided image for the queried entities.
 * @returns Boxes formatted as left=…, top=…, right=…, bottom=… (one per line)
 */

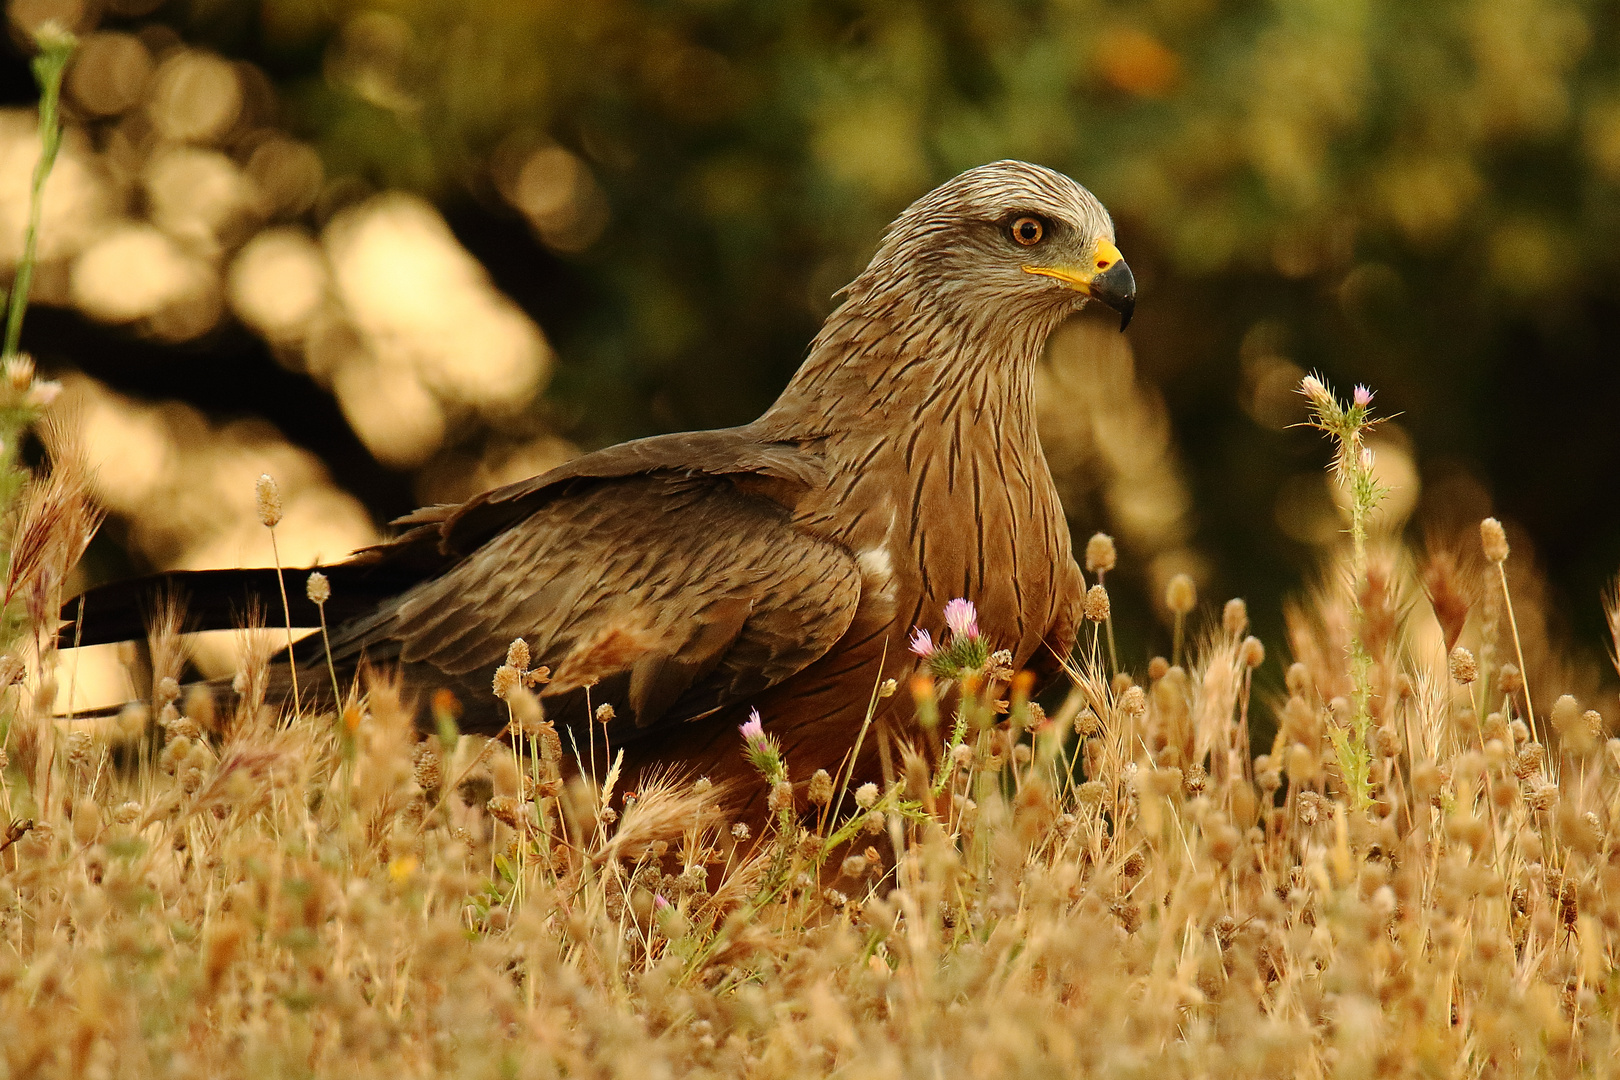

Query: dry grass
left=0, top=382, right=1617, bottom=1078
left=0, top=510, right=1617, bottom=1078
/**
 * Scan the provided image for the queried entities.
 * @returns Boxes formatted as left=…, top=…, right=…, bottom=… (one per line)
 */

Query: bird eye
left=1010, top=216, right=1045, bottom=246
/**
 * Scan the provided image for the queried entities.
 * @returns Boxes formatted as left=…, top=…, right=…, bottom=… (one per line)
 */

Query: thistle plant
left=908, top=598, right=1007, bottom=792
left=907, top=598, right=990, bottom=680
left=1299, top=374, right=1386, bottom=809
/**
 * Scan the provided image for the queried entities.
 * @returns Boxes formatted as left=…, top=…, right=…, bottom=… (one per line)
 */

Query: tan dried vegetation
left=0, top=375, right=1614, bottom=1080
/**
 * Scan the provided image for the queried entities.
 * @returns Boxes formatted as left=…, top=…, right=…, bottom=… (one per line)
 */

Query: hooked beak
left=1022, top=238, right=1137, bottom=331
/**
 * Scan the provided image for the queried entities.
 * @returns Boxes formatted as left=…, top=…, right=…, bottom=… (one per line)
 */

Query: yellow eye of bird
left=1011, top=216, right=1044, bottom=246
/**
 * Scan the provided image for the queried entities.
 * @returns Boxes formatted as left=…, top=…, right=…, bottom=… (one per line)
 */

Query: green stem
left=4, top=26, right=75, bottom=361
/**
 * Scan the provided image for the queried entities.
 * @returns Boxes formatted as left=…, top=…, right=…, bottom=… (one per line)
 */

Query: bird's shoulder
left=350, top=426, right=830, bottom=570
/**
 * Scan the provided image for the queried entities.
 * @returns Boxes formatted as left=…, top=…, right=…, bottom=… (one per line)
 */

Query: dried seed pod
left=1480, top=518, right=1510, bottom=564
left=1165, top=573, right=1197, bottom=615
left=184, top=684, right=215, bottom=731
left=254, top=474, right=283, bottom=527
left=492, top=665, right=521, bottom=700
left=505, top=638, right=530, bottom=671
left=807, top=768, right=834, bottom=807
left=486, top=795, right=525, bottom=830
left=1498, top=664, right=1523, bottom=695
left=412, top=742, right=442, bottom=794
left=1085, top=532, right=1117, bottom=574
left=1240, top=636, right=1266, bottom=669
left=1411, top=761, right=1443, bottom=801
left=305, top=571, right=331, bottom=604
left=1584, top=710, right=1605, bottom=739
left=1183, top=763, right=1208, bottom=798
left=1222, top=598, right=1248, bottom=637
left=1375, top=726, right=1401, bottom=758
left=1449, top=646, right=1477, bottom=685
left=71, top=798, right=102, bottom=846
left=1297, top=790, right=1321, bottom=827
left=1083, top=584, right=1111, bottom=623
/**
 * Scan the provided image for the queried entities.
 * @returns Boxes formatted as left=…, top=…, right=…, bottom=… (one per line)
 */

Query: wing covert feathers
left=326, top=473, right=862, bottom=733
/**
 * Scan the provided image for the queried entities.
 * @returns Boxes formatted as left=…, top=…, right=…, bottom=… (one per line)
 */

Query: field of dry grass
left=1, top=373, right=1619, bottom=1079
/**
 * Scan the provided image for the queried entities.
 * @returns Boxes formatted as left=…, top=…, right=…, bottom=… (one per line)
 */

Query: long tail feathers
left=58, top=564, right=418, bottom=650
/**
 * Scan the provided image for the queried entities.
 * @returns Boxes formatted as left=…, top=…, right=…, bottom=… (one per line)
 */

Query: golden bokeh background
left=0, top=0, right=1613, bottom=707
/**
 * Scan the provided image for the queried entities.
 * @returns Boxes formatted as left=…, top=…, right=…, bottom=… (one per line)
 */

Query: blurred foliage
left=4, top=0, right=1620, bottom=670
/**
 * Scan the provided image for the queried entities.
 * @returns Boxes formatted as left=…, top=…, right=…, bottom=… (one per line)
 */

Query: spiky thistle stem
left=1300, top=375, right=1387, bottom=810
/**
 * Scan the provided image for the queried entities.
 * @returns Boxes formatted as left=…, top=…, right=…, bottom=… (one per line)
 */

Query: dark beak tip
left=1090, top=258, right=1137, bottom=332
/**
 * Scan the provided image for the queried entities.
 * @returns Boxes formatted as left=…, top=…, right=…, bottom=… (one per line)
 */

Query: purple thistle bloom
left=1352, top=384, right=1373, bottom=408
left=908, top=627, right=936, bottom=658
left=739, top=709, right=765, bottom=744
left=654, top=894, right=671, bottom=911
left=943, top=598, right=980, bottom=640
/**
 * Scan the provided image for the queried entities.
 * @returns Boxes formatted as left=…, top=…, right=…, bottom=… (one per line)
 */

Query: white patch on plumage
left=857, top=543, right=897, bottom=610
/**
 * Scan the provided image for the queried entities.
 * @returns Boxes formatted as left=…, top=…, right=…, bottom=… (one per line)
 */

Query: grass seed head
left=1084, top=583, right=1110, bottom=623
left=1480, top=517, right=1510, bottom=563
left=254, top=473, right=282, bottom=527
left=807, top=768, right=833, bottom=807
left=1165, top=572, right=1197, bottom=615
left=1085, top=532, right=1117, bottom=574
left=1223, top=597, right=1248, bottom=636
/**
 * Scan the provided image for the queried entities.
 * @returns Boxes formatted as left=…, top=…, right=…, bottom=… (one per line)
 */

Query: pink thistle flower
left=654, top=894, right=671, bottom=911
left=943, top=598, right=980, bottom=639
left=1352, top=385, right=1373, bottom=408
left=738, top=709, right=765, bottom=744
left=908, top=627, right=936, bottom=658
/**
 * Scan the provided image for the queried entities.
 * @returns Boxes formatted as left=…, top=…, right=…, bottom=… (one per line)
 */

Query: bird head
left=869, top=160, right=1136, bottom=332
